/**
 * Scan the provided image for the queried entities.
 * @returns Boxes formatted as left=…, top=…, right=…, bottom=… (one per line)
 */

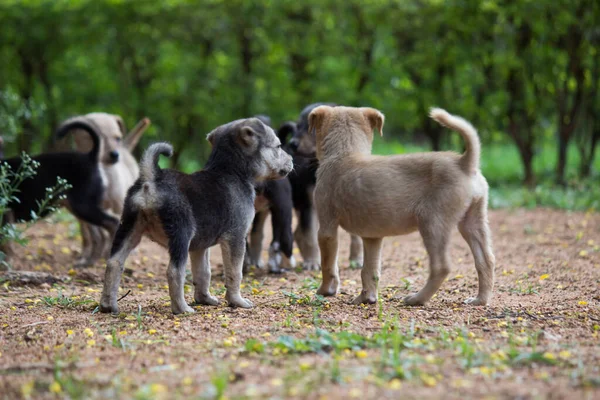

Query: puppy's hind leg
left=74, top=221, right=94, bottom=267
left=404, top=220, right=452, bottom=306
left=316, top=222, right=340, bottom=297
left=352, top=237, right=383, bottom=304
left=221, top=237, right=254, bottom=308
left=295, top=207, right=320, bottom=270
left=349, top=234, right=364, bottom=268
left=458, top=197, right=495, bottom=306
left=100, top=208, right=142, bottom=314
left=167, top=233, right=195, bottom=314
left=190, top=248, right=219, bottom=306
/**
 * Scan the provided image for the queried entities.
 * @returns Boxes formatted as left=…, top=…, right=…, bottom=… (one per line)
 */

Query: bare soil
left=1, top=209, right=599, bottom=399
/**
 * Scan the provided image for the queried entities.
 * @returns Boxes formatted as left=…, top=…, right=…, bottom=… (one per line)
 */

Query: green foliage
left=0, top=0, right=597, bottom=188
left=0, top=153, right=71, bottom=265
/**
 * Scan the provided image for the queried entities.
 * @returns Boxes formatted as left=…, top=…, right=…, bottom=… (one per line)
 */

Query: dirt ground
left=0, top=208, right=599, bottom=399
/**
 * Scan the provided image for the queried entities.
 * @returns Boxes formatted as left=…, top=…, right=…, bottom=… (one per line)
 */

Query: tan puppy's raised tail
left=429, top=108, right=480, bottom=175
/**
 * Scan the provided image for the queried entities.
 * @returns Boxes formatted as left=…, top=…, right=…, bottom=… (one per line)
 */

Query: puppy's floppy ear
left=237, top=126, right=258, bottom=148
left=113, top=115, right=127, bottom=135
left=361, top=108, right=384, bottom=136
left=309, top=106, right=331, bottom=138
left=206, top=130, right=217, bottom=146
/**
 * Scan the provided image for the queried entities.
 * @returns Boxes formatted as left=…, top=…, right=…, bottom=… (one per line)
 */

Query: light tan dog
left=62, top=113, right=148, bottom=266
left=311, top=106, right=495, bottom=306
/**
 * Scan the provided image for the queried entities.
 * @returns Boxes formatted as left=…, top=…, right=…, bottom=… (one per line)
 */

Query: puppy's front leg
left=190, top=248, right=219, bottom=306
left=221, top=238, right=253, bottom=308
left=352, top=237, right=382, bottom=304
left=316, top=223, right=340, bottom=297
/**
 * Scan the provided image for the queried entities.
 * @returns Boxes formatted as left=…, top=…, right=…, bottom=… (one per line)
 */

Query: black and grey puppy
left=244, top=115, right=295, bottom=274
left=100, top=118, right=293, bottom=315
left=0, top=122, right=119, bottom=254
left=287, top=103, right=364, bottom=270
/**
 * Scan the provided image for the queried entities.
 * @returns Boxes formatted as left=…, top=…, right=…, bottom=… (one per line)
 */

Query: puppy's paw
left=464, top=296, right=489, bottom=306
left=74, top=258, right=94, bottom=268
left=227, top=295, right=254, bottom=309
left=194, top=294, right=220, bottom=306
left=99, top=302, right=119, bottom=314
left=351, top=291, right=378, bottom=305
left=172, top=304, right=196, bottom=315
left=302, top=260, right=320, bottom=271
left=317, top=282, right=339, bottom=297
left=403, top=294, right=426, bottom=306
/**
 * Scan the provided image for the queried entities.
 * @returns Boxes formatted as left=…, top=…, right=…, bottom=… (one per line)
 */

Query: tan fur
left=67, top=112, right=144, bottom=266
left=312, top=106, right=495, bottom=306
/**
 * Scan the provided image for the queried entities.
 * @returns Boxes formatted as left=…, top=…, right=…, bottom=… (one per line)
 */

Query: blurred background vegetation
left=0, top=0, right=598, bottom=209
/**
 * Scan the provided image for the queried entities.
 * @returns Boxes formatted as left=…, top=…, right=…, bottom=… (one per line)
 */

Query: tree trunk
left=17, top=49, right=36, bottom=154
left=39, top=60, right=58, bottom=151
left=556, top=132, right=569, bottom=185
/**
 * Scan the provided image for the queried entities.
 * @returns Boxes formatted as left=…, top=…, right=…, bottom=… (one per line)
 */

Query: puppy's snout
left=109, top=150, right=119, bottom=163
left=289, top=138, right=299, bottom=152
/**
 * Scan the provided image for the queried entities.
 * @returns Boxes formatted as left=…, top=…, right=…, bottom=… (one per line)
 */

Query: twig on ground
left=117, top=289, right=132, bottom=302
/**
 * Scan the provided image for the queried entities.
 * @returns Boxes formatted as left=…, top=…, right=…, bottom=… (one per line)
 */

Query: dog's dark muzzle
left=288, top=138, right=299, bottom=152
left=109, top=150, right=119, bottom=163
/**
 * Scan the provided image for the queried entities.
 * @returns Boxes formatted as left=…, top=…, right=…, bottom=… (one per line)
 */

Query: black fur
left=1, top=121, right=118, bottom=236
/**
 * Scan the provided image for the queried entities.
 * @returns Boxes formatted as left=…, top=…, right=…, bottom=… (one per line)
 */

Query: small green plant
left=42, top=292, right=96, bottom=309
left=0, top=154, right=71, bottom=265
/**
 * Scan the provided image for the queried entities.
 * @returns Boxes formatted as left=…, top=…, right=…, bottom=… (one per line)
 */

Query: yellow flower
left=270, top=378, right=283, bottom=387
left=182, top=377, right=193, bottom=386
left=578, top=301, right=588, bottom=306
left=579, top=250, right=588, bottom=257
left=558, top=350, right=571, bottom=359
left=150, top=383, right=167, bottom=394
left=119, top=331, right=127, bottom=336
left=355, top=350, right=368, bottom=359
left=87, top=339, right=96, bottom=346
left=47, top=316, right=54, bottom=321
left=84, top=328, right=94, bottom=337
left=49, top=381, right=62, bottom=393
left=388, top=379, right=402, bottom=390
left=68, top=269, right=77, bottom=276
left=542, top=352, right=555, bottom=360
left=148, top=329, right=157, bottom=335
left=66, top=329, right=74, bottom=336
left=421, top=374, right=437, bottom=387
left=539, top=274, right=550, bottom=280
left=61, top=247, right=71, bottom=255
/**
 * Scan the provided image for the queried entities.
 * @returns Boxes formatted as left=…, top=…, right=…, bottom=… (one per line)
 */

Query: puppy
left=0, top=122, right=119, bottom=256
left=62, top=113, right=149, bottom=267
left=244, top=115, right=295, bottom=273
left=286, top=103, right=364, bottom=269
left=100, top=118, right=293, bottom=314
left=311, top=106, right=495, bottom=306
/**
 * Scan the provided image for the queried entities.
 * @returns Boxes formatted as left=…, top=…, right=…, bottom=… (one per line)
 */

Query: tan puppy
left=63, top=113, right=148, bottom=266
left=311, top=106, right=495, bottom=306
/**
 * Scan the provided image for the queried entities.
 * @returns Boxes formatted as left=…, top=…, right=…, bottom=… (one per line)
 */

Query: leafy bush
left=0, top=153, right=71, bottom=267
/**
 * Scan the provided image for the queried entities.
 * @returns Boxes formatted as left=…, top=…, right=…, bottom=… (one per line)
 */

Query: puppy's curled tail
left=55, top=120, right=101, bottom=163
left=140, top=142, right=173, bottom=182
left=429, top=108, right=480, bottom=175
